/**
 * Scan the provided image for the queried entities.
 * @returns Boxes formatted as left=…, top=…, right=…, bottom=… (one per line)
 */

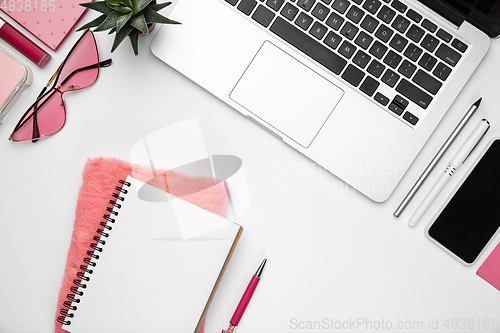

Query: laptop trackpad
left=230, top=41, right=344, bottom=148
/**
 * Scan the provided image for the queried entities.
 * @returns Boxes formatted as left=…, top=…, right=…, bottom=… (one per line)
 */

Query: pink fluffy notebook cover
left=1, top=0, right=93, bottom=51
left=477, top=241, right=500, bottom=292
left=55, top=157, right=231, bottom=333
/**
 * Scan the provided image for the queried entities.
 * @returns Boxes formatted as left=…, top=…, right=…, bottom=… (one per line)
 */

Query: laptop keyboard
left=224, top=0, right=469, bottom=127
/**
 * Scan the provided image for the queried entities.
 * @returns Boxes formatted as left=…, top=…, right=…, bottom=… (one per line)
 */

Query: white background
left=1, top=2, right=500, bottom=333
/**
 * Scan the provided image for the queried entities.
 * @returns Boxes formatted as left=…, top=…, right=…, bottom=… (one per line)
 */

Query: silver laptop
left=151, top=0, right=494, bottom=202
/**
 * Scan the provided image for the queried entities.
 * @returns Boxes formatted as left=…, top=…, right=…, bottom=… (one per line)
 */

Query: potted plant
left=78, top=0, right=180, bottom=55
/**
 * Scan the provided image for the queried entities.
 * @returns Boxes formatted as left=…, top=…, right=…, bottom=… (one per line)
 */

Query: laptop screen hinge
left=415, top=0, right=466, bottom=29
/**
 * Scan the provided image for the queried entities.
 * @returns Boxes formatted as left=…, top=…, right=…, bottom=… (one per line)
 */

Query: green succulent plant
left=78, top=0, right=180, bottom=55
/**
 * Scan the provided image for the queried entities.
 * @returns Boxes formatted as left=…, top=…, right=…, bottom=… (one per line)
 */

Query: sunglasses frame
left=9, top=29, right=105, bottom=143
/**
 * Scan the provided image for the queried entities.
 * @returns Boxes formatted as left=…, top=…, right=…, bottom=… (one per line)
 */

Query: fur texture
left=55, top=157, right=230, bottom=333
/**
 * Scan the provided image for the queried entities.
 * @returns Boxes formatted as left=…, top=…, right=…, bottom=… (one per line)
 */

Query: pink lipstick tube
left=0, top=17, right=51, bottom=68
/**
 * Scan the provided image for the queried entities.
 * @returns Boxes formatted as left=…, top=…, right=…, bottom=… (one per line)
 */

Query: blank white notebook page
left=63, top=176, right=242, bottom=333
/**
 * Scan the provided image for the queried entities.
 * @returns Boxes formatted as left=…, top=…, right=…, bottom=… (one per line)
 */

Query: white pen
left=409, top=119, right=490, bottom=227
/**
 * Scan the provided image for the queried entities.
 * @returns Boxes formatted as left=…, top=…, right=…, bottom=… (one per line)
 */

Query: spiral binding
left=57, top=179, right=131, bottom=326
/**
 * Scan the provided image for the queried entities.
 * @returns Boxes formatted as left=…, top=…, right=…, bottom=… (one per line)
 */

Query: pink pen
left=222, top=259, right=267, bottom=333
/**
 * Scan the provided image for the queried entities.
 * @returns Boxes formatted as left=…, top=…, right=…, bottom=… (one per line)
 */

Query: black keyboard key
left=281, top=3, right=299, bottom=20
left=421, top=18, right=437, bottom=32
left=375, top=24, right=393, bottom=42
left=418, top=53, right=437, bottom=71
left=346, top=5, right=365, bottom=23
left=404, top=43, right=422, bottom=62
left=393, top=95, right=408, bottom=107
left=383, top=50, right=402, bottom=68
left=312, top=2, right=330, bottom=20
left=270, top=17, right=348, bottom=74
left=381, top=68, right=400, bottom=87
left=325, top=12, right=344, bottom=30
left=406, top=24, right=425, bottom=43
left=360, top=76, right=380, bottom=96
left=436, top=29, right=452, bottom=42
left=389, top=102, right=404, bottom=115
left=266, top=0, right=285, bottom=11
left=332, top=0, right=350, bottom=14
left=342, top=64, right=365, bottom=86
left=421, top=34, right=439, bottom=52
left=398, top=59, right=416, bottom=78
left=253, top=5, right=275, bottom=27
left=363, top=0, right=381, bottom=14
left=392, top=15, right=410, bottom=33
left=436, top=44, right=461, bottom=67
left=310, top=21, right=328, bottom=39
left=321, top=0, right=332, bottom=4
left=413, top=69, right=442, bottom=94
left=396, top=79, right=432, bottom=109
left=226, top=0, right=239, bottom=6
left=355, top=31, right=373, bottom=49
left=389, top=34, right=408, bottom=52
left=295, top=12, right=314, bottom=29
left=367, top=59, right=385, bottom=77
left=238, top=0, right=257, bottom=15
left=433, top=62, right=452, bottom=81
left=377, top=5, right=396, bottom=24
left=374, top=92, right=390, bottom=105
left=341, top=22, right=359, bottom=40
left=391, top=0, right=407, bottom=13
left=369, top=40, right=388, bottom=59
left=324, top=31, right=342, bottom=49
left=403, top=111, right=419, bottom=125
left=339, top=40, right=357, bottom=59
left=406, top=9, right=422, bottom=23
left=298, top=0, right=315, bottom=11
left=451, top=38, right=468, bottom=52
left=352, top=0, right=362, bottom=4
left=353, top=50, right=371, bottom=68
left=360, top=15, right=379, bottom=33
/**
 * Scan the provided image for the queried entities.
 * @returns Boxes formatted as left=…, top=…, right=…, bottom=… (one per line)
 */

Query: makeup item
left=9, top=29, right=112, bottom=143
left=1, top=0, right=90, bottom=51
left=0, top=46, right=33, bottom=124
left=410, top=119, right=490, bottom=227
left=394, top=98, right=482, bottom=217
left=223, top=259, right=267, bottom=333
left=0, top=17, right=51, bottom=68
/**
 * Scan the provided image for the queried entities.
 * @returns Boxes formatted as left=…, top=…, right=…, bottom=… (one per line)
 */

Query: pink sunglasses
left=9, top=29, right=112, bottom=142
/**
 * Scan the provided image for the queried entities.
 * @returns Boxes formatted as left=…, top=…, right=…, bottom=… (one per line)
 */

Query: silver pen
left=394, top=98, right=482, bottom=217
left=409, top=119, right=490, bottom=227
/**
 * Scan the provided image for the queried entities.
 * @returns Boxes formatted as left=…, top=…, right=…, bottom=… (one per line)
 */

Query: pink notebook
left=0, top=0, right=93, bottom=51
left=477, top=241, right=500, bottom=292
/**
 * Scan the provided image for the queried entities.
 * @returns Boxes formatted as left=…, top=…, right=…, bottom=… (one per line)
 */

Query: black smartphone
left=427, top=139, right=500, bottom=265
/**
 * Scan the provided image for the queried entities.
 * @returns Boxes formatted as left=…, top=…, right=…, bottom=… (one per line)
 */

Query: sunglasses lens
left=10, top=30, right=102, bottom=142
left=57, top=31, right=99, bottom=91
left=11, top=91, right=65, bottom=142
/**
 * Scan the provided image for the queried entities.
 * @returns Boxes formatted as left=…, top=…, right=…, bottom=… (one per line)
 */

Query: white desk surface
left=1, top=5, right=500, bottom=333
